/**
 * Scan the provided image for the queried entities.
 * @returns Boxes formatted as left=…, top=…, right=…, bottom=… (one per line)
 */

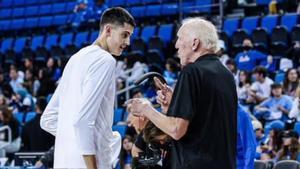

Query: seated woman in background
left=0, top=105, right=21, bottom=158
left=120, top=135, right=134, bottom=169
left=283, top=68, right=299, bottom=98
left=289, top=87, right=300, bottom=121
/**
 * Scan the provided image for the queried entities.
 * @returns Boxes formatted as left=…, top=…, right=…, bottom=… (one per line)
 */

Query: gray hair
left=181, top=17, right=219, bottom=53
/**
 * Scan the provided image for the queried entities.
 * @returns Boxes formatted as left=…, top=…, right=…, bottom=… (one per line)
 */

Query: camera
left=138, top=143, right=162, bottom=167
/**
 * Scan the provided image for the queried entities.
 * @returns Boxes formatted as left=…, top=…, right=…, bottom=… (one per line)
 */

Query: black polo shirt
left=167, top=54, right=237, bottom=169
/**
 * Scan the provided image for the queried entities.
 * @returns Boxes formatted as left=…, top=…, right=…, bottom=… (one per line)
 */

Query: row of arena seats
left=0, top=0, right=74, bottom=8
left=221, top=13, right=300, bottom=56
left=0, top=2, right=76, bottom=20
left=255, top=160, right=300, bottom=169
left=223, top=13, right=299, bottom=37
left=0, top=24, right=175, bottom=67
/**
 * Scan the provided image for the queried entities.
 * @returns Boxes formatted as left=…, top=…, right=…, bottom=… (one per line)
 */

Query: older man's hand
left=154, top=77, right=173, bottom=113
left=126, top=98, right=152, bottom=117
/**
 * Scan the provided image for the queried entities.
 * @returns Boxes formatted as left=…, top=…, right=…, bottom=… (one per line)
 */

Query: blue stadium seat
left=59, top=32, right=74, bottom=48
left=0, top=9, right=12, bottom=19
left=194, top=0, right=212, bottom=13
left=294, top=122, right=300, bottom=136
left=242, top=16, right=260, bottom=35
left=10, top=19, right=25, bottom=30
left=223, top=18, right=240, bottom=37
left=274, top=72, right=285, bottom=83
left=1, top=0, right=12, bottom=8
left=31, top=36, right=45, bottom=50
left=14, top=112, right=23, bottom=124
left=131, top=27, right=140, bottom=41
left=12, top=8, right=25, bottom=18
left=89, top=31, right=99, bottom=43
left=130, top=6, right=146, bottom=18
left=0, top=20, right=11, bottom=31
left=261, top=15, right=278, bottom=34
left=256, top=0, right=284, bottom=5
left=38, top=16, right=53, bottom=27
left=45, top=34, right=59, bottom=50
left=24, top=17, right=39, bottom=28
left=112, top=125, right=127, bottom=138
left=51, top=3, right=66, bottom=14
left=141, top=25, right=156, bottom=43
left=66, top=2, right=76, bottom=12
left=53, top=15, right=68, bottom=26
left=25, top=6, right=39, bottom=17
left=161, top=3, right=178, bottom=15
left=158, top=24, right=173, bottom=44
left=109, top=0, right=126, bottom=7
left=113, top=108, right=124, bottom=124
left=146, top=5, right=162, bottom=17
left=281, top=13, right=298, bottom=32
left=38, top=4, right=52, bottom=15
left=127, top=0, right=142, bottom=6
left=14, top=0, right=25, bottom=6
left=25, top=112, right=36, bottom=123
left=14, top=37, right=27, bottom=53
left=74, top=32, right=89, bottom=47
left=0, top=38, right=14, bottom=53
left=39, top=0, right=52, bottom=4
left=25, top=0, right=39, bottom=5
left=143, top=0, right=161, bottom=4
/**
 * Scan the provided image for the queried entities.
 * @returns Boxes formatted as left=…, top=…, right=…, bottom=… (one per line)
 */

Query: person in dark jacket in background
left=21, top=97, right=54, bottom=151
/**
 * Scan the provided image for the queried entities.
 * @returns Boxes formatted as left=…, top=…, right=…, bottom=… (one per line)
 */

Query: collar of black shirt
left=195, top=53, right=218, bottom=62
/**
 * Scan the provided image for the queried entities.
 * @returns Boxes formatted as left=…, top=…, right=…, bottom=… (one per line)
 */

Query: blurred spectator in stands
left=83, top=0, right=108, bottom=21
left=36, top=68, right=56, bottom=97
left=74, top=0, right=88, bottom=12
left=46, top=57, right=61, bottom=82
left=0, top=94, right=7, bottom=106
left=283, top=68, right=300, bottom=98
left=217, top=39, right=229, bottom=65
left=254, top=83, right=293, bottom=135
left=0, top=106, right=21, bottom=155
left=237, top=70, right=251, bottom=105
left=226, top=59, right=239, bottom=84
left=252, top=120, right=267, bottom=147
left=0, top=68, right=14, bottom=98
left=22, top=97, right=54, bottom=152
left=163, top=58, right=180, bottom=87
left=257, top=128, right=282, bottom=161
left=9, top=89, right=29, bottom=113
left=289, top=87, right=300, bottom=121
left=286, top=41, right=300, bottom=68
left=275, top=130, right=300, bottom=161
left=247, top=66, right=273, bottom=104
left=23, top=58, right=37, bottom=77
left=237, top=105, right=256, bottom=169
left=9, top=66, right=24, bottom=93
left=235, top=39, right=267, bottom=72
left=72, top=0, right=89, bottom=26
left=269, top=0, right=278, bottom=14
left=120, top=135, right=133, bottom=169
left=125, top=55, right=147, bottom=84
left=22, top=69, right=35, bottom=95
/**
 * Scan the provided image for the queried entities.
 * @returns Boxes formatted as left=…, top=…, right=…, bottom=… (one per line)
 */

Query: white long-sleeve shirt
left=289, top=97, right=300, bottom=121
left=40, top=45, right=121, bottom=169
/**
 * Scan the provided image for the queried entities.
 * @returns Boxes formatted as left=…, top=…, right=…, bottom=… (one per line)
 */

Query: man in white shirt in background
left=40, top=7, right=135, bottom=169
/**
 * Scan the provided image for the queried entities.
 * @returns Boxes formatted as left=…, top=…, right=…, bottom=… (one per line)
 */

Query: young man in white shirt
left=40, top=7, right=135, bottom=169
left=248, top=66, right=274, bottom=104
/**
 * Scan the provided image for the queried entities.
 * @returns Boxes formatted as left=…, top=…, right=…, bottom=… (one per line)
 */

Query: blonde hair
left=181, top=17, right=219, bottom=53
